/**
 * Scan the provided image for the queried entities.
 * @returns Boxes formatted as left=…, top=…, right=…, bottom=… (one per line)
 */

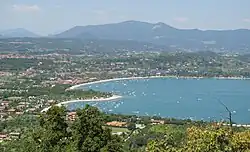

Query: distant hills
left=1, top=21, right=250, bottom=52
left=0, top=28, right=39, bottom=38
left=55, top=21, right=250, bottom=50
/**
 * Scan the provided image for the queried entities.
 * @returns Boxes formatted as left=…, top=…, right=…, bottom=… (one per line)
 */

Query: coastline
left=42, top=75, right=249, bottom=112
left=68, top=75, right=250, bottom=90
left=68, top=77, right=146, bottom=90
left=41, top=95, right=122, bottom=112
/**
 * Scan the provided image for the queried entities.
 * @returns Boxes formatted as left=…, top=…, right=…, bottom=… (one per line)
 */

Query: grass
left=110, top=127, right=130, bottom=133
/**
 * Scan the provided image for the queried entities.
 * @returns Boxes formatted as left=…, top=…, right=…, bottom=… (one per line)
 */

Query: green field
left=110, top=127, right=130, bottom=133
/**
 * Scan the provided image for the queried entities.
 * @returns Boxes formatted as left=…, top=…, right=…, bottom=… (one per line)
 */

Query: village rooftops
left=150, top=119, right=165, bottom=125
left=1, top=101, right=10, bottom=106
left=0, top=134, right=8, bottom=139
left=106, top=121, right=127, bottom=127
left=0, top=106, right=6, bottom=111
left=7, top=108, right=16, bottom=112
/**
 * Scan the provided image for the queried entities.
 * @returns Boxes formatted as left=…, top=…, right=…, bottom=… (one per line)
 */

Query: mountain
left=0, top=28, right=39, bottom=37
left=55, top=21, right=176, bottom=40
left=55, top=21, right=250, bottom=51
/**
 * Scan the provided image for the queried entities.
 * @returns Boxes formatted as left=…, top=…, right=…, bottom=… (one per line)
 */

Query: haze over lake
left=68, top=78, right=250, bottom=124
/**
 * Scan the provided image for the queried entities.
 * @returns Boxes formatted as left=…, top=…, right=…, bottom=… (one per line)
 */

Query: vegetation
left=1, top=49, right=250, bottom=151
left=2, top=106, right=250, bottom=152
left=147, top=126, right=250, bottom=152
left=1, top=105, right=123, bottom=152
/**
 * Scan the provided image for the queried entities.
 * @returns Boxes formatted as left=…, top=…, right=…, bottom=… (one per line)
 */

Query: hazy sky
left=1, top=0, right=250, bottom=35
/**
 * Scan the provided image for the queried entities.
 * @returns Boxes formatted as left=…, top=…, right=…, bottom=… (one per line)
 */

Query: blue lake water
left=67, top=78, right=250, bottom=124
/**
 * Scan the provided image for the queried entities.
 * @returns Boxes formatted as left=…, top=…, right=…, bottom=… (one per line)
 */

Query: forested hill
left=55, top=21, right=250, bottom=52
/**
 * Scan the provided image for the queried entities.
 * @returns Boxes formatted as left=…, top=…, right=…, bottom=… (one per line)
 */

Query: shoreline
left=42, top=75, right=249, bottom=112
left=68, top=75, right=250, bottom=90
left=41, top=95, right=122, bottom=112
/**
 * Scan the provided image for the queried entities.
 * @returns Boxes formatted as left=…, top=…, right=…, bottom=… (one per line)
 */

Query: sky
left=1, top=0, right=250, bottom=35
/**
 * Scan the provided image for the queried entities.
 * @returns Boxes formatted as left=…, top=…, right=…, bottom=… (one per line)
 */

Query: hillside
left=0, top=28, right=39, bottom=38
left=55, top=21, right=250, bottom=51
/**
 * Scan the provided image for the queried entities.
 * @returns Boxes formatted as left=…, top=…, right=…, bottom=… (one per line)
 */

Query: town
left=1, top=38, right=250, bottom=151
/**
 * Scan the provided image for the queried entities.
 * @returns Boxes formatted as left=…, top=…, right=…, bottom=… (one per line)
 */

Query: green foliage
left=1, top=83, right=111, bottom=102
left=35, top=106, right=69, bottom=152
left=101, top=135, right=124, bottom=152
left=70, top=105, right=115, bottom=152
left=127, top=122, right=136, bottom=131
left=147, top=126, right=250, bottom=152
left=2, top=106, right=250, bottom=152
left=3, top=105, right=123, bottom=152
left=0, top=115, right=38, bottom=132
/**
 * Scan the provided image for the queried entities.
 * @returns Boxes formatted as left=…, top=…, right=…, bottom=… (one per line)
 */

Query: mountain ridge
left=54, top=21, right=250, bottom=50
left=0, top=28, right=39, bottom=38
left=1, top=21, right=250, bottom=52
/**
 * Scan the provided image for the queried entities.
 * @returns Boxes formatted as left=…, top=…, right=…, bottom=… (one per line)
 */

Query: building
left=1, top=101, right=9, bottom=107
left=0, top=133, right=8, bottom=142
left=151, top=119, right=165, bottom=125
left=67, top=112, right=77, bottom=121
left=0, top=106, right=6, bottom=112
left=15, top=111, right=24, bottom=115
left=7, top=108, right=16, bottom=115
left=106, top=121, right=127, bottom=127
left=9, top=132, right=21, bottom=140
left=136, top=124, right=146, bottom=129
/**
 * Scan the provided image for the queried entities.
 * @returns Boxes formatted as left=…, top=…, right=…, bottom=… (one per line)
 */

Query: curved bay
left=68, top=78, right=250, bottom=124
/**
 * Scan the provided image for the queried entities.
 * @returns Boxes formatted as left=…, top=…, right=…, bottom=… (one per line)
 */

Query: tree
left=70, top=105, right=122, bottom=152
left=34, top=106, right=69, bottom=152
left=146, top=125, right=250, bottom=152
left=183, top=126, right=232, bottom=152
left=5, top=105, right=123, bottom=152
left=182, top=126, right=250, bottom=152
left=4, top=106, right=70, bottom=152
left=127, top=122, right=136, bottom=131
left=101, top=135, right=124, bottom=152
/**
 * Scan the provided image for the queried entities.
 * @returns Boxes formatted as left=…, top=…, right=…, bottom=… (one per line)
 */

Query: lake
left=67, top=78, right=250, bottom=124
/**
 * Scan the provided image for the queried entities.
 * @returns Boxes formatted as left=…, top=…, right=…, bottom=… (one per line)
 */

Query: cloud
left=174, top=17, right=189, bottom=22
left=12, top=4, right=40, bottom=12
left=243, top=18, right=250, bottom=23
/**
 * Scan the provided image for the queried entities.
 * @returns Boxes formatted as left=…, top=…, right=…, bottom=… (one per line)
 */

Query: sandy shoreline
left=41, top=95, right=122, bottom=112
left=68, top=75, right=250, bottom=90
left=68, top=77, right=146, bottom=90
left=42, top=75, right=249, bottom=112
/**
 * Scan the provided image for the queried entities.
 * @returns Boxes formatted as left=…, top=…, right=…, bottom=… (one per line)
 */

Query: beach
left=68, top=77, right=146, bottom=90
left=68, top=75, right=249, bottom=90
left=42, top=75, right=249, bottom=113
left=41, top=95, right=122, bottom=112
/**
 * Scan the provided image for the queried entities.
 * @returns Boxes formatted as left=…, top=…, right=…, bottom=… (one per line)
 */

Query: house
left=27, top=108, right=36, bottom=113
left=0, top=106, right=6, bottom=112
left=16, top=105, right=25, bottom=110
left=9, top=132, right=21, bottom=139
left=7, top=108, right=16, bottom=114
left=67, top=112, right=77, bottom=121
left=106, top=121, right=127, bottom=127
left=47, top=100, right=55, bottom=105
left=151, top=119, right=165, bottom=125
left=15, top=111, right=24, bottom=115
left=112, top=132, right=123, bottom=135
left=18, top=102, right=27, bottom=105
left=0, top=133, right=8, bottom=141
left=1, top=101, right=9, bottom=107
left=136, top=124, right=146, bottom=129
